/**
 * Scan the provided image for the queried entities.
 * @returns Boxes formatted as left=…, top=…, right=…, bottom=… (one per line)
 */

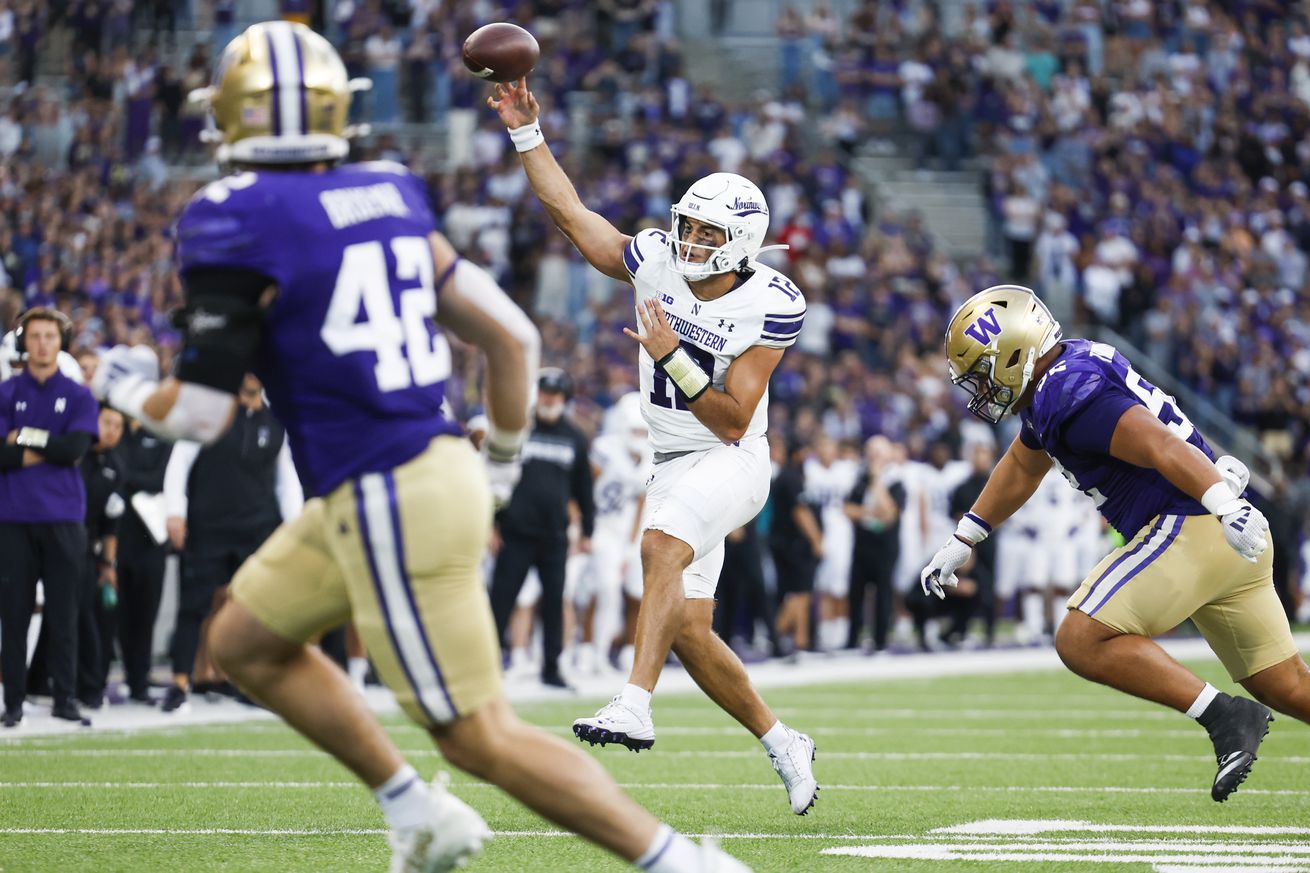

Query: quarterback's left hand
left=1219, top=501, right=1270, bottom=563
left=624, top=299, right=679, bottom=361
left=91, top=344, right=159, bottom=405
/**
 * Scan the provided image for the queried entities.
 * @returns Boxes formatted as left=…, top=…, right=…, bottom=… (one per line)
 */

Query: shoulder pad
left=624, top=228, right=670, bottom=278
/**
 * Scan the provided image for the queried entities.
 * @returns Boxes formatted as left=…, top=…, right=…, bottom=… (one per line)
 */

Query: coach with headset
left=0, top=309, right=100, bottom=727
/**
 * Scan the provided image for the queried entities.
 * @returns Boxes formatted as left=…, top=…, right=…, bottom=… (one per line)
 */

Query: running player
left=922, top=283, right=1310, bottom=802
left=92, top=22, right=750, bottom=873
left=489, top=78, right=820, bottom=815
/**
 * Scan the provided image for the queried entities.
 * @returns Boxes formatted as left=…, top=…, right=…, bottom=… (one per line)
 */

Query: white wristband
left=656, top=347, right=710, bottom=402
left=507, top=122, right=545, bottom=153
left=1201, top=481, right=1242, bottom=517
left=955, top=513, right=991, bottom=545
left=486, top=423, right=526, bottom=462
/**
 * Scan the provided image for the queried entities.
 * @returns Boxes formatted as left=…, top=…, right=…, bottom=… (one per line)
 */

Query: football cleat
left=388, top=775, right=492, bottom=873
left=1203, top=694, right=1273, bottom=802
left=572, top=696, right=655, bottom=752
left=769, top=729, right=819, bottom=815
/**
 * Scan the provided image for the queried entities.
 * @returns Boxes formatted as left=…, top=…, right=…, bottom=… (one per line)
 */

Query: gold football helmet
left=191, top=21, right=370, bottom=165
left=944, top=284, right=1062, bottom=423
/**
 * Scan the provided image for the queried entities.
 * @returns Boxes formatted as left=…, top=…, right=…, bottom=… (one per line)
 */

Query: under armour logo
left=963, top=308, right=1002, bottom=345
left=717, top=318, right=735, bottom=332
left=15, top=401, right=26, bottom=412
left=55, top=398, right=66, bottom=413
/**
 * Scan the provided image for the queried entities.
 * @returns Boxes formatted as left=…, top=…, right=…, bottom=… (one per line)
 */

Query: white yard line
left=936, top=820, right=1310, bottom=836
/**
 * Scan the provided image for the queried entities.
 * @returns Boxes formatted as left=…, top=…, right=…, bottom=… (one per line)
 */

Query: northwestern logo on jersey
left=964, top=308, right=1002, bottom=345
left=731, top=197, right=765, bottom=217
left=663, top=311, right=729, bottom=352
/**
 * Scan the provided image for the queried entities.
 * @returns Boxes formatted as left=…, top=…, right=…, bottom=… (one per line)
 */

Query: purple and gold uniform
left=175, top=163, right=500, bottom=726
left=1020, top=339, right=1294, bottom=680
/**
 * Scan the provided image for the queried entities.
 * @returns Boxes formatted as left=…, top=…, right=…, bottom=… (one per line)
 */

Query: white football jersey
left=624, top=229, right=806, bottom=453
left=801, top=456, right=860, bottom=533
left=590, top=433, right=650, bottom=537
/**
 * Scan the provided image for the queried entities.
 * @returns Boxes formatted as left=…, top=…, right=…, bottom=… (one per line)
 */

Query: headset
left=14, top=308, right=73, bottom=355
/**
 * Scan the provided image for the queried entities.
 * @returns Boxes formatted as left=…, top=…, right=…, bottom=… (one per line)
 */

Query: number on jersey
left=1090, top=342, right=1194, bottom=439
left=650, top=342, right=715, bottom=410
left=321, top=237, right=451, bottom=392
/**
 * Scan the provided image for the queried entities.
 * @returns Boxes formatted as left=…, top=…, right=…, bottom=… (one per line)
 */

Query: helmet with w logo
left=944, top=285, right=1062, bottom=423
left=191, top=21, right=369, bottom=166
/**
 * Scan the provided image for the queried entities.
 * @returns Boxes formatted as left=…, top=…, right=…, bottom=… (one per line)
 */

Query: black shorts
left=772, top=546, right=816, bottom=596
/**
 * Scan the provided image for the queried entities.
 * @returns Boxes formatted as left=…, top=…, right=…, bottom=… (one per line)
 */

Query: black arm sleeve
left=573, top=433, right=596, bottom=538
left=34, top=431, right=93, bottom=465
left=174, top=267, right=273, bottom=394
left=0, top=443, right=23, bottom=469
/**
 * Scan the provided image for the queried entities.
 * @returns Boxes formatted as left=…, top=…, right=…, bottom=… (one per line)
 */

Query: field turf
left=2, top=656, right=1308, bottom=872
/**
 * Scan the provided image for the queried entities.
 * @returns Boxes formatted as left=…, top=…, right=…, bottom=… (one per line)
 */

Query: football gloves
left=90, top=344, right=160, bottom=405
left=1215, top=455, right=1250, bottom=498
left=1200, top=475, right=1269, bottom=564
left=921, top=512, right=992, bottom=599
left=482, top=425, right=526, bottom=512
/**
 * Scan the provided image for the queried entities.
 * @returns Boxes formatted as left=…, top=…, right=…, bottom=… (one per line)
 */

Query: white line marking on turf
left=820, top=846, right=1310, bottom=868
left=0, top=827, right=916, bottom=840
left=935, top=820, right=1310, bottom=837
left=3, top=780, right=1308, bottom=797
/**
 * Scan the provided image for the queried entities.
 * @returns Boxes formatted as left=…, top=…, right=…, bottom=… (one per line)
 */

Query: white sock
left=373, top=765, right=430, bottom=831
left=348, top=657, right=368, bottom=689
left=636, top=824, right=700, bottom=872
left=1186, top=683, right=1221, bottom=720
left=618, top=683, right=652, bottom=711
left=759, top=720, right=791, bottom=755
left=1022, top=593, right=1045, bottom=638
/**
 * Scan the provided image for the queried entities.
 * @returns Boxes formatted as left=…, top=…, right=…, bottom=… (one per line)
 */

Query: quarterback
left=923, top=284, right=1310, bottom=802
left=92, top=23, right=750, bottom=873
left=490, top=78, right=819, bottom=815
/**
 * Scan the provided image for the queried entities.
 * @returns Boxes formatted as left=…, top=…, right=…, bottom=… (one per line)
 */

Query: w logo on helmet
left=963, top=308, right=1002, bottom=345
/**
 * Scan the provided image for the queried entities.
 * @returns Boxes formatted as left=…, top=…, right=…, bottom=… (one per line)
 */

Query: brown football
left=462, top=22, right=539, bottom=83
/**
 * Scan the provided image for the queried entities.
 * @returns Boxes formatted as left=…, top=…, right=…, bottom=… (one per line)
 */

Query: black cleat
left=51, top=700, right=91, bottom=726
left=161, top=686, right=190, bottom=714
left=1201, top=694, right=1273, bottom=802
left=2, top=707, right=21, bottom=728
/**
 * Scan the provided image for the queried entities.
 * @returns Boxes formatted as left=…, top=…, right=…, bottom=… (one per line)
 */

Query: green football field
left=2, top=657, right=1308, bottom=872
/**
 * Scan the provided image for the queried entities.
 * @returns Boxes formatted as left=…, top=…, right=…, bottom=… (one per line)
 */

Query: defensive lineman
left=92, top=22, right=750, bottom=873
left=923, top=284, right=1310, bottom=802
left=490, top=78, right=820, bottom=815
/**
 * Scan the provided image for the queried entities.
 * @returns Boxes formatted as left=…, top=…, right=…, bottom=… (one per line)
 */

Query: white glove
left=91, top=344, right=160, bottom=404
left=482, top=424, right=526, bottom=512
left=1215, top=455, right=1250, bottom=497
left=1200, top=480, right=1269, bottom=563
left=920, top=536, right=973, bottom=599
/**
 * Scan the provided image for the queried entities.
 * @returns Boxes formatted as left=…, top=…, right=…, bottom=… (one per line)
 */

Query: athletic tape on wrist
left=507, top=122, right=545, bottom=153
left=955, top=513, right=991, bottom=545
left=1200, top=481, right=1242, bottom=517
left=656, top=347, right=710, bottom=402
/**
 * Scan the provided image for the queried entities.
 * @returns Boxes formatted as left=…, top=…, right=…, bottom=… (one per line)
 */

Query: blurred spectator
left=160, top=375, right=301, bottom=713
left=769, top=440, right=821, bottom=657
left=843, top=435, right=904, bottom=653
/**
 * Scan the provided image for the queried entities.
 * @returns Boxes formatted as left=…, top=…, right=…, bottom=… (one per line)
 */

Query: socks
left=374, top=765, right=431, bottom=831
left=619, top=683, right=652, bottom=711
left=636, top=824, right=700, bottom=872
left=1188, top=683, right=1225, bottom=723
left=759, top=720, right=791, bottom=756
left=347, top=657, right=368, bottom=691
left=1022, top=593, right=1045, bottom=639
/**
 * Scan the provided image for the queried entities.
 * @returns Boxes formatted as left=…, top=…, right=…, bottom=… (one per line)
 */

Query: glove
left=484, top=455, right=521, bottom=511
left=1200, top=479, right=1269, bottom=563
left=1219, top=502, right=1270, bottom=563
left=91, top=344, right=160, bottom=405
left=920, top=536, right=973, bottom=599
left=1215, top=455, right=1250, bottom=498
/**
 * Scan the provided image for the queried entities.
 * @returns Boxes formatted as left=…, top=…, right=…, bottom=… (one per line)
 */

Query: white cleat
left=388, top=776, right=492, bottom=873
left=699, top=836, right=753, bottom=871
left=769, top=729, right=819, bottom=815
left=572, top=696, right=656, bottom=752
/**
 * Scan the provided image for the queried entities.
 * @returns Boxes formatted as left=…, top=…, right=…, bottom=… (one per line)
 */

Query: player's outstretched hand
left=624, top=298, right=679, bottom=361
left=920, top=536, right=973, bottom=599
left=91, top=344, right=159, bottom=404
left=1219, top=501, right=1270, bottom=563
left=486, top=77, right=539, bottom=128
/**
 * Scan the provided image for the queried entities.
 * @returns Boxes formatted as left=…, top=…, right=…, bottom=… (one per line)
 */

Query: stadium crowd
left=1, top=0, right=1308, bottom=702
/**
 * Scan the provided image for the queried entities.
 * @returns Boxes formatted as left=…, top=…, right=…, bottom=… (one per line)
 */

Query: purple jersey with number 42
left=1018, top=339, right=1212, bottom=539
left=175, top=162, right=462, bottom=497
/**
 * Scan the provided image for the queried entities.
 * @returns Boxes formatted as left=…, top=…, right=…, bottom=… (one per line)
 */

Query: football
left=462, top=22, right=539, bottom=83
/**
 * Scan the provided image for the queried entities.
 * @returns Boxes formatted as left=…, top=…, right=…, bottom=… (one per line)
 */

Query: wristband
left=15, top=427, right=50, bottom=449
left=507, top=122, right=545, bottom=153
left=955, top=512, right=992, bottom=545
left=485, top=423, right=526, bottom=463
left=1200, top=481, right=1243, bottom=517
left=655, top=346, right=711, bottom=402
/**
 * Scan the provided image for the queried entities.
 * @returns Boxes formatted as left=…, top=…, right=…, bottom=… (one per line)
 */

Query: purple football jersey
left=1018, top=338, right=1211, bottom=539
left=175, top=162, right=462, bottom=497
